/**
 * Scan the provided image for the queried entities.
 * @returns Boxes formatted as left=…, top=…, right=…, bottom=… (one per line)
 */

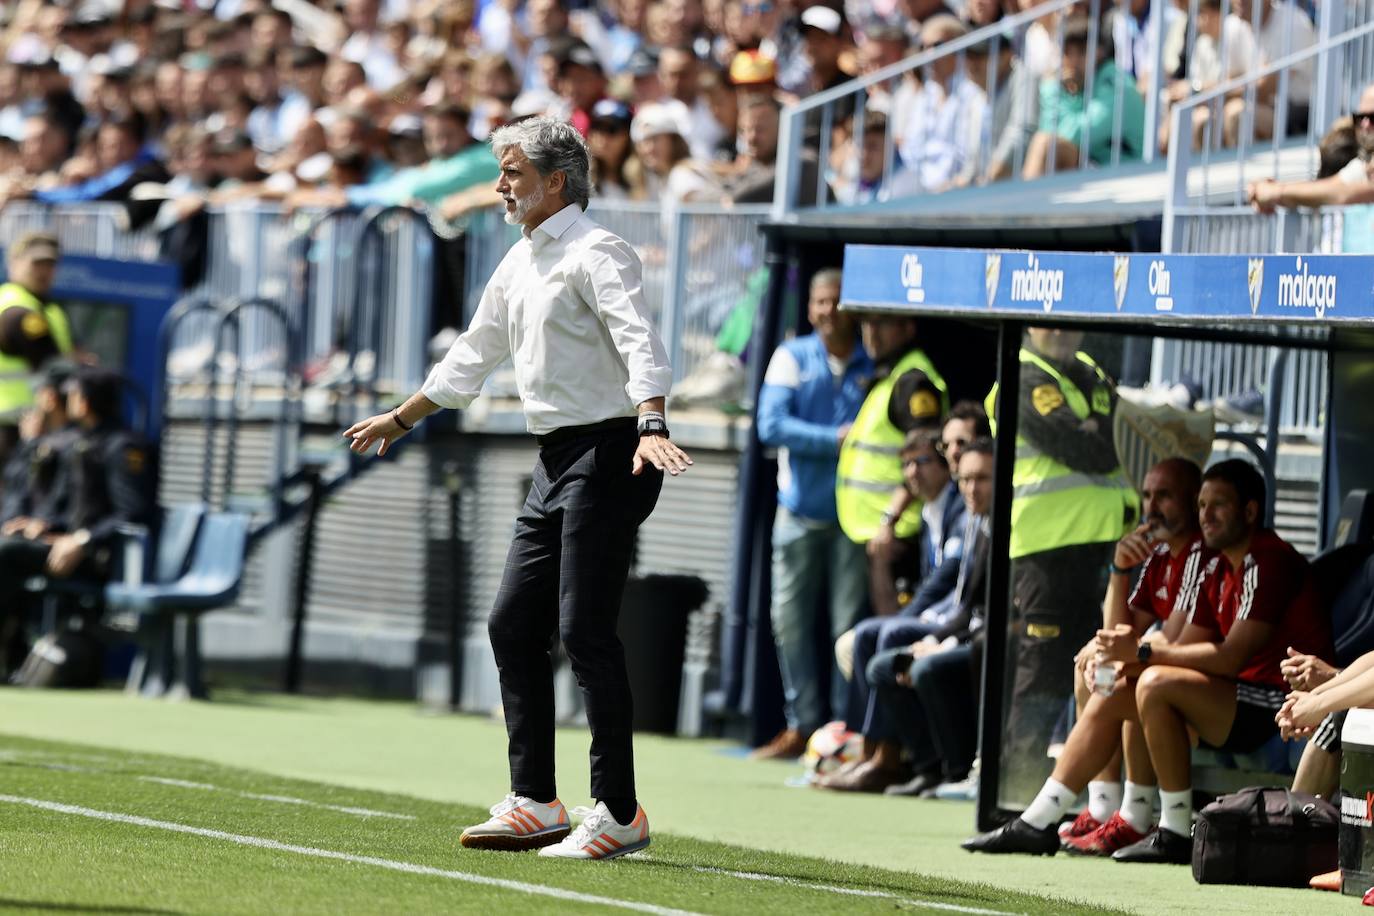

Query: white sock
left=1159, top=788, right=1192, bottom=837
left=1121, top=781, right=1154, bottom=833
left=1088, top=780, right=1122, bottom=823
left=1021, top=779, right=1076, bottom=831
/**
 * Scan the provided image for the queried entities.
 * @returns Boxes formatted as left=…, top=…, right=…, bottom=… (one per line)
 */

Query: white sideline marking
left=136, top=775, right=416, bottom=821
left=641, top=858, right=1018, bottom=916
left=0, top=794, right=700, bottom=916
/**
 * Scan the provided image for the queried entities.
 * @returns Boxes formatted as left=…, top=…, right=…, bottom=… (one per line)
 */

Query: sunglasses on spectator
left=1355, top=111, right=1374, bottom=125
left=742, top=2, right=773, bottom=13
left=935, top=437, right=970, bottom=456
left=902, top=454, right=938, bottom=468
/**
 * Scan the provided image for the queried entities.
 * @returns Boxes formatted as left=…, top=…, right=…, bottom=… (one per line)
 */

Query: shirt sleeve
left=420, top=265, right=512, bottom=409
left=756, top=347, right=843, bottom=457
left=578, top=235, right=674, bottom=405
left=1127, top=550, right=1157, bottom=616
left=1236, top=552, right=1305, bottom=626
left=887, top=368, right=943, bottom=431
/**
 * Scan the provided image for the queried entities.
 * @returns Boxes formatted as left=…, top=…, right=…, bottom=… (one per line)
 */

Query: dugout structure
left=838, top=245, right=1374, bottom=830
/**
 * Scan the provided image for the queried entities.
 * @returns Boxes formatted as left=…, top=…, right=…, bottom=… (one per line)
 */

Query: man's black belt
left=535, top=416, right=636, bottom=448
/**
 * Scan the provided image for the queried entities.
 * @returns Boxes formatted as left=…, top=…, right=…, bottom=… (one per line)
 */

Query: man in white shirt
left=1232, top=0, right=1317, bottom=144
left=345, top=117, right=692, bottom=862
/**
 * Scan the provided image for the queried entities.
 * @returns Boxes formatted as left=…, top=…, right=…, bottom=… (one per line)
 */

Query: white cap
left=630, top=100, right=691, bottom=144
left=800, top=6, right=843, bottom=36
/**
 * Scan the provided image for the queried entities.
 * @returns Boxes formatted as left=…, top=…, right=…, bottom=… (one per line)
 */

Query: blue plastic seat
left=106, top=510, right=249, bottom=698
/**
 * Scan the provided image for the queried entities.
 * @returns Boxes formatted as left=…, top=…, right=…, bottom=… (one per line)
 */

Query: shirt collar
left=528, top=203, right=583, bottom=244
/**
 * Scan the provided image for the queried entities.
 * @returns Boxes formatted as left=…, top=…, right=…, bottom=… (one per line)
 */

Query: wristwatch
left=1137, top=641, right=1153, bottom=665
left=637, top=415, right=670, bottom=437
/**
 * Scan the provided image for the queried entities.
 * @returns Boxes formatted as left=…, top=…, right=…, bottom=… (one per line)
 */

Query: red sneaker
left=1057, top=808, right=1101, bottom=840
left=1064, top=812, right=1150, bottom=856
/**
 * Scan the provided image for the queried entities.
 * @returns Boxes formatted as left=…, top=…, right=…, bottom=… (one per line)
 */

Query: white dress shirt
left=421, top=203, right=674, bottom=435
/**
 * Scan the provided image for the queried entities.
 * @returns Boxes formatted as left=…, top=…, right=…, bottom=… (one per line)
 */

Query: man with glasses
left=866, top=437, right=995, bottom=798
left=935, top=399, right=990, bottom=477
left=816, top=425, right=965, bottom=791
left=1248, top=82, right=1374, bottom=213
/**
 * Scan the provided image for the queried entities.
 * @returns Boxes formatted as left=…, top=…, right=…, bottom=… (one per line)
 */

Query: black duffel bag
left=1192, top=786, right=1339, bottom=886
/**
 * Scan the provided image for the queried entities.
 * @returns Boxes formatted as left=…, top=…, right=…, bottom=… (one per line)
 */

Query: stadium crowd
left=0, top=0, right=1321, bottom=231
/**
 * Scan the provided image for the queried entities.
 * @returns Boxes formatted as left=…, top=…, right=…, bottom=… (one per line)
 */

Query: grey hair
left=489, top=116, right=593, bottom=211
left=811, top=268, right=843, bottom=292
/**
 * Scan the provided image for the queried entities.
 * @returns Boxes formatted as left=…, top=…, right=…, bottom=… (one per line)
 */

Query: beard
left=503, top=184, right=546, bottom=225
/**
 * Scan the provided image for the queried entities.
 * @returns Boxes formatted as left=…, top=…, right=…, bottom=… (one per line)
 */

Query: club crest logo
left=984, top=253, right=1001, bottom=307
left=1113, top=255, right=1130, bottom=311
left=1247, top=258, right=1264, bottom=315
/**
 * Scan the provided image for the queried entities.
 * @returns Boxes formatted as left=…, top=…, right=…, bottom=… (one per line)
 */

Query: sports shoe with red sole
left=1057, top=808, right=1101, bottom=841
left=1063, top=812, right=1150, bottom=856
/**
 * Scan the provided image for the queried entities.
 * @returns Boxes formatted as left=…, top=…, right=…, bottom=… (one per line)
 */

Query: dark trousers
left=845, top=613, right=940, bottom=739
left=868, top=642, right=978, bottom=778
left=488, top=424, right=662, bottom=803
left=1005, top=542, right=1114, bottom=760
left=0, top=534, right=102, bottom=675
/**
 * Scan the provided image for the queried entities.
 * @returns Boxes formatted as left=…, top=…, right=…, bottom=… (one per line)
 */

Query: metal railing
left=0, top=202, right=160, bottom=259
left=1162, top=8, right=1374, bottom=254
left=463, top=200, right=773, bottom=388
left=773, top=0, right=1166, bottom=216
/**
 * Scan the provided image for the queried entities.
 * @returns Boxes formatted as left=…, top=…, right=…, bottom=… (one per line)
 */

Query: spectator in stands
left=897, top=16, right=988, bottom=193
left=0, top=368, right=153, bottom=679
left=245, top=49, right=289, bottom=155
left=798, top=5, right=854, bottom=134
left=858, top=23, right=918, bottom=121
left=514, top=0, right=571, bottom=95
left=289, top=103, right=500, bottom=211
left=722, top=92, right=825, bottom=204
left=555, top=41, right=609, bottom=137
left=1247, top=82, right=1374, bottom=213
left=658, top=44, right=726, bottom=163
left=16, top=109, right=72, bottom=182
left=341, top=0, right=405, bottom=91
left=1159, top=0, right=1258, bottom=152
left=817, top=425, right=965, bottom=792
left=699, top=66, right=739, bottom=162
left=751, top=267, right=872, bottom=761
left=588, top=99, right=646, bottom=199
left=828, top=112, right=919, bottom=205
left=1023, top=17, right=1146, bottom=178
left=1107, top=0, right=1186, bottom=96
left=1232, top=1, right=1316, bottom=142
left=978, top=31, right=1039, bottom=184
left=278, top=47, right=328, bottom=143
left=632, top=100, right=721, bottom=208
left=868, top=437, right=994, bottom=797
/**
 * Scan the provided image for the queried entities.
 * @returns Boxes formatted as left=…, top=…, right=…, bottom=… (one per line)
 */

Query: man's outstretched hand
left=633, top=434, right=693, bottom=476
left=344, top=412, right=411, bottom=457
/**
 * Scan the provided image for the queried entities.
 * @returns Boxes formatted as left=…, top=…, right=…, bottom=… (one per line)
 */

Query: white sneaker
left=537, top=801, right=650, bottom=860
left=459, top=794, right=570, bottom=851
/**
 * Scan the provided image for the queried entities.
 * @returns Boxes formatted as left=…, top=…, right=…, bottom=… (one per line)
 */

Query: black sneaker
left=1111, top=827, right=1192, bottom=864
left=884, top=769, right=943, bottom=797
left=961, top=818, right=1059, bottom=855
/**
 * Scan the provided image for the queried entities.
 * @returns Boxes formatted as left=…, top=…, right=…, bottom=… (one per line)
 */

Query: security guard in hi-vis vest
left=837, top=314, right=949, bottom=617
left=986, top=326, right=1138, bottom=768
left=0, top=232, right=73, bottom=472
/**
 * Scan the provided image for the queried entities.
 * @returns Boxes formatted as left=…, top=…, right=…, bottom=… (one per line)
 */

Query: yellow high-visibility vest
left=0, top=282, right=73, bottom=422
left=836, top=347, right=949, bottom=543
left=986, top=348, right=1138, bottom=558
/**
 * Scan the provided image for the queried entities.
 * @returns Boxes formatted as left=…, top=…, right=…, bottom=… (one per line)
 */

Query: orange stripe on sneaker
left=582, top=842, right=605, bottom=857
left=500, top=813, right=526, bottom=835
left=599, top=835, right=623, bottom=850
left=512, top=810, right=541, bottom=832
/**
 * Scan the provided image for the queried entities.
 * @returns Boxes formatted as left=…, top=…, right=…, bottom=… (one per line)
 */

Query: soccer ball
left=802, top=720, right=861, bottom=776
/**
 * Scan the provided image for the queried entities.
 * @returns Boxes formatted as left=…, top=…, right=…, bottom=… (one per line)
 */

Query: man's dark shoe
left=961, top=818, right=1059, bottom=855
left=1111, top=827, right=1192, bottom=864
left=884, top=768, right=943, bottom=797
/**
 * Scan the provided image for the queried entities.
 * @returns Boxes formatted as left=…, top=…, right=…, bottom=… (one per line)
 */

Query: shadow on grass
left=0, top=900, right=183, bottom=915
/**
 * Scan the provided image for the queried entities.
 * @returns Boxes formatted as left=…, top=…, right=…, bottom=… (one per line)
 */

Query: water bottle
left=1093, top=660, right=1120, bottom=697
